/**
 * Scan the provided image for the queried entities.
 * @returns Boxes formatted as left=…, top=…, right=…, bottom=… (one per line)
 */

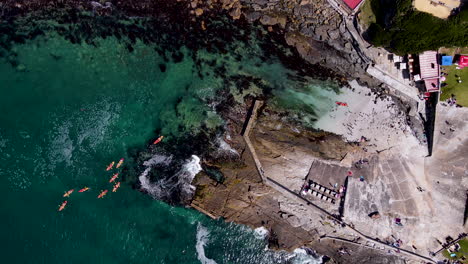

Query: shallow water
left=0, top=14, right=341, bottom=264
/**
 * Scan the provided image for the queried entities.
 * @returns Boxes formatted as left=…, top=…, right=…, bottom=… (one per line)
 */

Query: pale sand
left=312, top=80, right=425, bottom=157
left=414, top=0, right=460, bottom=19
left=310, top=81, right=468, bottom=254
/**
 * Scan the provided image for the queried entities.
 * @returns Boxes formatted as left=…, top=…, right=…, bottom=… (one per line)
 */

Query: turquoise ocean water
left=0, top=13, right=342, bottom=264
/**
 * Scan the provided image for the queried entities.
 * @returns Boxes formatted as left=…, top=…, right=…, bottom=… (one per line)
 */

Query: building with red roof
left=419, top=51, right=439, bottom=79
left=424, top=78, right=439, bottom=92
left=419, top=51, right=440, bottom=92
left=342, top=0, right=364, bottom=9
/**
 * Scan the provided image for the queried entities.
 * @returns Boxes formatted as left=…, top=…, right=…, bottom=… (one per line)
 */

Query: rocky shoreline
left=0, top=0, right=376, bottom=82
left=0, top=1, right=438, bottom=263
left=190, top=93, right=417, bottom=263
left=181, top=0, right=383, bottom=85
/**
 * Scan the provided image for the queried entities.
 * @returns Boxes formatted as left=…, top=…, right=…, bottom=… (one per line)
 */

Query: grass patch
left=442, top=238, right=468, bottom=263
left=460, top=47, right=468, bottom=54
left=440, top=65, right=468, bottom=107
left=364, top=0, right=468, bottom=54
left=439, top=47, right=458, bottom=56
left=358, top=0, right=376, bottom=27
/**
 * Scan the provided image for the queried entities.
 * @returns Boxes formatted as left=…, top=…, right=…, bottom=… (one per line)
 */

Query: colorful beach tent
left=459, top=55, right=468, bottom=68
left=441, top=56, right=452, bottom=66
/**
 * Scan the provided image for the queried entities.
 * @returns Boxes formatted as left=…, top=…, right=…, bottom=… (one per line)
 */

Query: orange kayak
left=58, top=201, right=68, bottom=211
left=116, top=158, right=124, bottom=168
left=106, top=161, right=115, bottom=171
left=97, top=190, right=108, bottom=199
left=63, top=189, right=74, bottom=197
left=112, top=182, right=121, bottom=192
left=109, top=173, right=119, bottom=183
left=153, top=136, right=164, bottom=145
left=78, top=187, right=90, bottom=193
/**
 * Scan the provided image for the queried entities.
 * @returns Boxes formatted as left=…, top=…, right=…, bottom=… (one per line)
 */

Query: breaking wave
left=211, top=134, right=239, bottom=160
left=138, top=154, right=201, bottom=204
left=196, top=223, right=218, bottom=264
left=290, top=248, right=322, bottom=264
left=216, top=136, right=239, bottom=156
left=253, top=226, right=269, bottom=240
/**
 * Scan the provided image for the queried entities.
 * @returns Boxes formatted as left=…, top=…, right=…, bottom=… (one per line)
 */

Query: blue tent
left=441, top=56, right=453, bottom=66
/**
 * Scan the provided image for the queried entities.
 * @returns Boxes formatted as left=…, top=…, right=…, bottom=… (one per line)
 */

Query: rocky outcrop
left=182, top=0, right=370, bottom=80
left=1, top=0, right=372, bottom=84
left=191, top=97, right=412, bottom=263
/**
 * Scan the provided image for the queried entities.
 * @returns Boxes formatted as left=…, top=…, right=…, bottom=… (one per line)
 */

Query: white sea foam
left=289, top=248, right=322, bottom=264
left=253, top=226, right=269, bottom=240
left=138, top=154, right=201, bottom=202
left=7, top=169, right=32, bottom=190
left=138, top=154, right=173, bottom=197
left=196, top=223, right=217, bottom=264
left=48, top=120, right=74, bottom=167
left=48, top=102, right=118, bottom=169
left=217, top=137, right=239, bottom=156
left=0, top=137, right=7, bottom=152
left=76, top=105, right=118, bottom=149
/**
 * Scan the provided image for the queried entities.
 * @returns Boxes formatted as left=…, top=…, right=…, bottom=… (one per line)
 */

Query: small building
left=343, top=0, right=364, bottom=10
left=424, top=78, right=440, bottom=92
left=419, top=51, right=440, bottom=92
left=441, top=56, right=453, bottom=66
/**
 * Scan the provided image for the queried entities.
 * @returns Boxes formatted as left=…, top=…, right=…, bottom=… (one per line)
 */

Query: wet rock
left=244, top=11, right=262, bottom=22
left=195, top=8, right=203, bottom=16
left=259, top=14, right=286, bottom=28
left=345, top=41, right=352, bottom=51
left=16, top=64, right=26, bottom=71
left=229, top=2, right=242, bottom=20
left=328, top=29, right=340, bottom=40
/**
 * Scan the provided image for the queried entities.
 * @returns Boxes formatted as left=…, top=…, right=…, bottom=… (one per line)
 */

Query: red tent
left=459, top=55, right=468, bottom=68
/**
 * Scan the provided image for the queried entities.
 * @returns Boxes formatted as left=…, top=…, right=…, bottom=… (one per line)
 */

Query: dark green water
left=0, top=13, right=341, bottom=264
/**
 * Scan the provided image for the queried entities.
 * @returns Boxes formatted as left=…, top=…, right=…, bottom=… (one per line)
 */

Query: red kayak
left=78, top=187, right=90, bottom=193
left=58, top=201, right=68, bottom=211
left=109, top=173, right=119, bottom=183
left=153, top=136, right=164, bottom=145
left=97, top=190, right=108, bottom=199
left=116, top=158, right=124, bottom=168
left=112, top=182, right=121, bottom=192
left=336, top=102, right=348, bottom=107
left=106, top=161, right=115, bottom=171
left=63, top=189, right=74, bottom=197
